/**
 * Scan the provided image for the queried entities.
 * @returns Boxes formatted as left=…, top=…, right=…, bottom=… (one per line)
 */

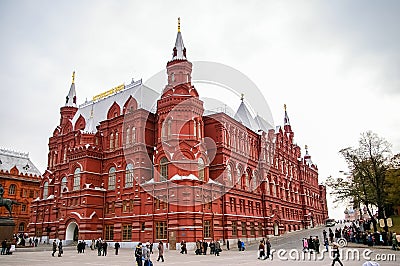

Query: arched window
left=61, top=177, right=67, bottom=193
left=115, top=131, right=119, bottom=148
left=108, top=167, right=116, bottom=190
left=198, top=158, right=205, bottom=181
left=9, top=184, right=16, bottom=195
left=125, top=163, right=134, bottom=188
left=160, top=157, right=168, bottom=182
left=126, top=128, right=131, bottom=145
left=227, top=164, right=232, bottom=185
left=110, top=133, right=114, bottom=150
left=43, top=182, right=48, bottom=199
left=73, top=168, right=81, bottom=191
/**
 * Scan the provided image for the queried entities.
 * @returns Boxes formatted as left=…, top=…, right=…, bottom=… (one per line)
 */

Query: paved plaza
left=1, top=226, right=398, bottom=266
left=0, top=245, right=398, bottom=266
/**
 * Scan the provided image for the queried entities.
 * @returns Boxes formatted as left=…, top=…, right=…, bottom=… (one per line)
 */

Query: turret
left=60, top=71, right=78, bottom=127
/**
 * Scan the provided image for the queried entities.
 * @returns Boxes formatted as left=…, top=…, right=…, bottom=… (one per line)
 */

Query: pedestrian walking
left=135, top=242, right=143, bottom=266
left=315, top=236, right=320, bottom=254
left=324, top=238, right=329, bottom=252
left=258, top=240, right=265, bottom=260
left=210, top=240, right=215, bottom=254
left=1, top=239, right=7, bottom=255
left=392, top=233, right=398, bottom=250
left=331, top=243, right=343, bottom=266
left=143, top=242, right=151, bottom=266
left=215, top=240, right=221, bottom=256
left=102, top=240, right=107, bottom=256
left=323, top=229, right=327, bottom=240
left=203, top=240, right=208, bottom=255
left=58, top=241, right=63, bottom=257
left=96, top=239, right=102, bottom=256
left=266, top=238, right=272, bottom=260
left=52, top=240, right=57, bottom=257
left=157, top=240, right=164, bottom=262
left=180, top=240, right=187, bottom=254
left=114, top=241, right=120, bottom=255
left=226, top=240, right=230, bottom=250
left=237, top=239, right=242, bottom=251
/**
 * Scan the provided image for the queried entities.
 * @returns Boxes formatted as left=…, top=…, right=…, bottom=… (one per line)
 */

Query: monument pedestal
left=0, top=217, right=15, bottom=241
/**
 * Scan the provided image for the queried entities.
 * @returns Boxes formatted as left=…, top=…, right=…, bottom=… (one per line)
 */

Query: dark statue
left=0, top=184, right=20, bottom=217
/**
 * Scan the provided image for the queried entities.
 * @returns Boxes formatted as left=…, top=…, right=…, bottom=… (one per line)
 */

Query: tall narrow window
left=61, top=177, right=67, bottom=193
left=110, top=133, right=114, bottom=149
left=160, top=157, right=168, bottom=182
left=73, top=168, right=81, bottom=191
left=43, top=182, right=48, bottom=199
left=193, top=120, right=197, bottom=138
left=108, top=167, right=116, bottom=190
left=125, top=163, right=134, bottom=188
left=156, top=222, right=167, bottom=239
left=227, top=165, right=233, bottom=185
left=167, top=119, right=172, bottom=139
left=198, top=158, right=205, bottom=181
left=63, top=147, right=67, bottom=163
left=105, top=225, right=114, bottom=240
left=115, top=131, right=119, bottom=148
left=122, top=224, right=132, bottom=241
left=132, top=127, right=136, bottom=143
left=126, top=128, right=131, bottom=145
left=204, top=220, right=211, bottom=238
left=8, top=184, right=17, bottom=195
left=232, top=221, right=237, bottom=236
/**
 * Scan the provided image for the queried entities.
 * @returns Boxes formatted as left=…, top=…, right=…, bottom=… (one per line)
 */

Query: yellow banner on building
left=93, top=84, right=125, bottom=101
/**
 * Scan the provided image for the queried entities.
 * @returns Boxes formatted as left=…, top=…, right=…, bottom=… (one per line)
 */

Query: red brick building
left=0, top=148, right=41, bottom=235
left=29, top=23, right=328, bottom=248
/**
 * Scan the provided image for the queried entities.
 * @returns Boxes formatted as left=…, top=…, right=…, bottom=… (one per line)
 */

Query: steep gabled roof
left=0, top=148, right=41, bottom=176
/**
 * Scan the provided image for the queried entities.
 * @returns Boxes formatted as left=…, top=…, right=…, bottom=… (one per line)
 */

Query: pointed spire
left=65, top=71, right=77, bottom=107
left=284, top=104, right=290, bottom=126
left=240, top=93, right=244, bottom=102
left=305, top=145, right=309, bottom=155
left=172, top=17, right=187, bottom=60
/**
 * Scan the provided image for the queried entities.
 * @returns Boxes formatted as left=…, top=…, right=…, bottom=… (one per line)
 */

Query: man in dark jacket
left=202, top=240, right=208, bottom=255
left=52, top=240, right=57, bottom=257
left=135, top=243, right=143, bottom=266
left=114, top=241, right=120, bottom=255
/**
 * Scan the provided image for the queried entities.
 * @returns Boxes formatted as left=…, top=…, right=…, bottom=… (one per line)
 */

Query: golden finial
left=178, top=17, right=181, bottom=32
left=284, top=104, right=287, bottom=111
left=72, top=71, right=75, bottom=84
left=305, top=145, right=308, bottom=150
left=240, top=93, right=244, bottom=102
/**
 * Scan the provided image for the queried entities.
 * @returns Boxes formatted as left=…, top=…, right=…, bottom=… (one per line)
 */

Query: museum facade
left=29, top=22, right=328, bottom=248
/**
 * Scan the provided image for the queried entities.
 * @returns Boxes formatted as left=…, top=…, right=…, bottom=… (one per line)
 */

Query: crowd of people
left=194, top=239, right=222, bottom=255
left=328, top=221, right=400, bottom=250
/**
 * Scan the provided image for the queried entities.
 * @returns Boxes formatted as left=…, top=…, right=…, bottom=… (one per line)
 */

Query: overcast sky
left=1, top=0, right=399, bottom=219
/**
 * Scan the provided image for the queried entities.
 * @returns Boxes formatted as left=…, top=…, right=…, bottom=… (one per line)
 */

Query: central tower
left=155, top=18, right=208, bottom=182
